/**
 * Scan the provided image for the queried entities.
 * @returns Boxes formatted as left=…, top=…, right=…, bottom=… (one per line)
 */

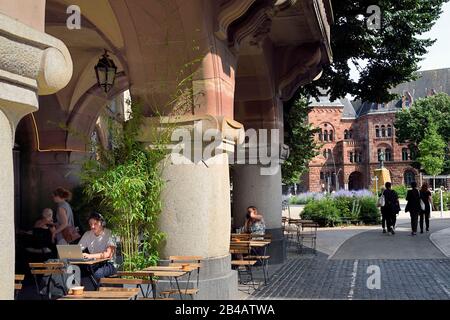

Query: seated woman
left=34, top=208, right=56, bottom=231
left=78, top=212, right=117, bottom=280
left=244, top=206, right=266, bottom=236
left=31, top=208, right=56, bottom=254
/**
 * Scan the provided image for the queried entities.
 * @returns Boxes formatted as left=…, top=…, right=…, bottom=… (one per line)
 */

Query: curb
left=429, top=227, right=450, bottom=258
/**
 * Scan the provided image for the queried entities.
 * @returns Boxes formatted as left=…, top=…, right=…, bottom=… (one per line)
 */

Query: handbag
left=420, top=199, right=426, bottom=211
left=377, top=194, right=385, bottom=207
left=418, top=190, right=425, bottom=211
left=62, top=225, right=81, bottom=243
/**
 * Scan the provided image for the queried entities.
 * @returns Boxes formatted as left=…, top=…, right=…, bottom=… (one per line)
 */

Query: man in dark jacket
left=382, top=182, right=400, bottom=235
left=405, top=182, right=421, bottom=236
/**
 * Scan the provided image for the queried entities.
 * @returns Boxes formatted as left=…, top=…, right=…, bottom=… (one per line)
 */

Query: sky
left=418, top=2, right=450, bottom=71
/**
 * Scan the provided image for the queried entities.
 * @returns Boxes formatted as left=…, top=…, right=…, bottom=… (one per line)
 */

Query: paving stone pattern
left=251, top=254, right=450, bottom=300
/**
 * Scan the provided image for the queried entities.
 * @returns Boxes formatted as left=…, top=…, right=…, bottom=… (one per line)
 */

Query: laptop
left=57, top=245, right=95, bottom=262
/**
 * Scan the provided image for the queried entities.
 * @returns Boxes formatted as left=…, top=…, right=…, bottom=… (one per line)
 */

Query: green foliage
left=302, top=199, right=341, bottom=227
left=432, top=191, right=450, bottom=210
left=392, top=185, right=408, bottom=199
left=417, top=123, right=447, bottom=176
left=301, top=0, right=448, bottom=102
left=80, top=102, right=168, bottom=271
left=334, top=197, right=353, bottom=219
left=282, top=96, right=320, bottom=184
left=357, top=197, right=380, bottom=225
left=301, top=195, right=379, bottom=226
left=395, top=93, right=450, bottom=173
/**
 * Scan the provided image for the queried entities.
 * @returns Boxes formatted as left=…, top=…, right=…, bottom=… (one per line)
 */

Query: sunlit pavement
left=247, top=217, right=450, bottom=300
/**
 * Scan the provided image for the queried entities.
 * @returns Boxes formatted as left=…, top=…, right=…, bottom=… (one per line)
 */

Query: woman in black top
left=405, top=182, right=422, bottom=236
left=419, top=183, right=432, bottom=233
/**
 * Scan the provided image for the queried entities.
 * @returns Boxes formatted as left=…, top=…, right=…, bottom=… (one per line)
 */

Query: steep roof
left=309, top=68, right=450, bottom=119
left=391, top=68, right=450, bottom=100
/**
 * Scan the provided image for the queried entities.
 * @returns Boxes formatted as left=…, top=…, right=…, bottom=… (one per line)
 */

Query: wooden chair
left=230, top=242, right=257, bottom=292
left=99, top=277, right=154, bottom=299
left=29, top=262, right=66, bottom=299
left=14, top=275, right=25, bottom=299
left=231, top=233, right=251, bottom=241
left=297, top=221, right=319, bottom=254
left=245, top=234, right=271, bottom=284
left=160, top=256, right=203, bottom=299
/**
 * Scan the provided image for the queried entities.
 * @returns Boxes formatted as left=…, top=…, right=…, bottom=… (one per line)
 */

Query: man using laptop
left=78, top=212, right=117, bottom=280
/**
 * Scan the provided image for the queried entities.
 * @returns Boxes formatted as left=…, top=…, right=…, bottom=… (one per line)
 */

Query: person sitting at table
left=243, top=206, right=266, bottom=235
left=78, top=212, right=117, bottom=280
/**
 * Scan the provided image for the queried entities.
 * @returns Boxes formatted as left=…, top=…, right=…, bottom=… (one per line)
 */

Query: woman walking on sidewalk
left=405, top=182, right=422, bottom=236
left=419, top=183, right=432, bottom=233
left=381, top=182, right=400, bottom=235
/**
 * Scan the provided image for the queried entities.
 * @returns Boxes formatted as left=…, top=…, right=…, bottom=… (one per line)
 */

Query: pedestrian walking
left=380, top=182, right=400, bottom=235
left=405, top=182, right=421, bottom=236
left=419, top=182, right=432, bottom=233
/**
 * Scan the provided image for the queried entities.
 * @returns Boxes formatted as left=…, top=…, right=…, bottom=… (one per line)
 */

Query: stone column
left=232, top=153, right=288, bottom=264
left=232, top=96, right=287, bottom=264
left=0, top=13, right=72, bottom=299
left=138, top=115, right=244, bottom=299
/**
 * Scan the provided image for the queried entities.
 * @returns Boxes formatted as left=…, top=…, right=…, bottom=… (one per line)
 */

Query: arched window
left=329, top=130, right=333, bottom=141
left=404, top=171, right=416, bottom=186
left=355, top=152, right=362, bottom=163
left=381, top=125, right=386, bottom=137
left=375, top=126, right=380, bottom=138
left=328, top=149, right=332, bottom=159
left=344, top=130, right=349, bottom=139
left=349, top=152, right=354, bottom=163
left=402, top=148, right=409, bottom=161
left=320, top=172, right=324, bottom=180
left=377, top=148, right=382, bottom=161
left=387, top=125, right=392, bottom=137
left=349, top=130, right=353, bottom=139
left=318, top=129, right=323, bottom=141
left=385, top=148, right=392, bottom=161
left=323, top=130, right=328, bottom=141
left=323, top=150, right=327, bottom=158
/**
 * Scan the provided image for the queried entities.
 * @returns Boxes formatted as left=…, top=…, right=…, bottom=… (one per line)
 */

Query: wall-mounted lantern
left=94, top=50, right=117, bottom=93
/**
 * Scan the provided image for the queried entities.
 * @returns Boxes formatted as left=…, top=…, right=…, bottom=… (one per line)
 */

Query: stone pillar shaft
left=0, top=12, right=72, bottom=299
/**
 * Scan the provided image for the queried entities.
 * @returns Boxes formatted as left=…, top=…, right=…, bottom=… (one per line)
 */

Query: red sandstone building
left=303, top=68, right=450, bottom=192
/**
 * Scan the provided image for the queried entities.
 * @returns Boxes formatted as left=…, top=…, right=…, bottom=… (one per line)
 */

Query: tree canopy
left=417, top=123, right=447, bottom=176
left=282, top=96, right=320, bottom=184
left=395, top=93, right=450, bottom=173
left=301, top=0, right=448, bottom=103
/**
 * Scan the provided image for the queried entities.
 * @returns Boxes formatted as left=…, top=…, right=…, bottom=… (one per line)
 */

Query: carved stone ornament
left=0, top=12, right=73, bottom=139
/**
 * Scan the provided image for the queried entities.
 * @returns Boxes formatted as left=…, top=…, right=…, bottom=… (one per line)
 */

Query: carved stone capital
left=138, top=114, right=245, bottom=154
left=0, top=13, right=73, bottom=140
left=215, top=0, right=257, bottom=41
left=227, top=0, right=276, bottom=51
left=276, top=43, right=323, bottom=101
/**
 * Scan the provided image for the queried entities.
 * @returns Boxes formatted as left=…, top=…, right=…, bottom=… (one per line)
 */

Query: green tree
left=417, top=123, right=447, bottom=187
left=302, top=0, right=448, bottom=102
left=282, top=96, right=320, bottom=184
left=394, top=93, right=450, bottom=173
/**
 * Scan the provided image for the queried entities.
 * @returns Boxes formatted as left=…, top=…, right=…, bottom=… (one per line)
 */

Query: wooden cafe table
left=59, top=290, right=138, bottom=300
left=68, top=258, right=110, bottom=289
left=117, top=269, right=190, bottom=300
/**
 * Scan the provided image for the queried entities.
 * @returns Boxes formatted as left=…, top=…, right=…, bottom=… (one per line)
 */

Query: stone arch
left=348, top=171, right=364, bottom=190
